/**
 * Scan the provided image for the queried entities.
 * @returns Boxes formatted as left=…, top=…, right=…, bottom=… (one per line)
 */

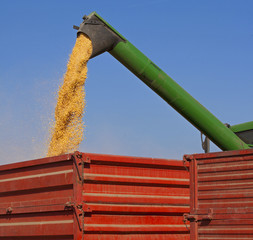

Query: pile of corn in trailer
left=184, top=149, right=253, bottom=240
left=0, top=152, right=190, bottom=240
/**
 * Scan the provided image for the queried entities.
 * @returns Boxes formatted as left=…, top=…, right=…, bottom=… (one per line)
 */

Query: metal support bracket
left=72, top=152, right=85, bottom=183
left=201, top=132, right=210, bottom=153
left=68, top=152, right=92, bottom=240
left=184, top=208, right=213, bottom=222
left=183, top=155, right=195, bottom=171
left=6, top=207, right=12, bottom=214
left=65, top=201, right=92, bottom=236
left=184, top=155, right=195, bottom=162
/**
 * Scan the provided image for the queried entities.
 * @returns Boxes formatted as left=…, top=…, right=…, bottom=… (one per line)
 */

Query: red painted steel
left=184, top=149, right=253, bottom=240
left=0, top=152, right=190, bottom=239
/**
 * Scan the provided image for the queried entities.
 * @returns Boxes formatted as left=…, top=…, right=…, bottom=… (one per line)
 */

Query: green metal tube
left=109, top=41, right=249, bottom=151
left=78, top=12, right=250, bottom=151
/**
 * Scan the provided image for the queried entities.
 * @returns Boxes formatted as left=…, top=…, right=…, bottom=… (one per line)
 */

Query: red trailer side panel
left=0, top=154, right=74, bottom=240
left=184, top=149, right=253, bottom=240
left=0, top=152, right=190, bottom=240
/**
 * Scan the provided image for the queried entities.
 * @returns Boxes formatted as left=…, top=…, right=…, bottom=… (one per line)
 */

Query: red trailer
left=0, top=152, right=189, bottom=240
left=184, top=149, right=253, bottom=240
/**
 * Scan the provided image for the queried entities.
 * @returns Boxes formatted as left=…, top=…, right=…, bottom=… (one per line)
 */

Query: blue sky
left=0, top=0, right=252, bottom=164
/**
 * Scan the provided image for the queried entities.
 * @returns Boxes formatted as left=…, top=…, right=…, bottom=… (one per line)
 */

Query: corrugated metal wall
left=0, top=153, right=74, bottom=239
left=0, top=152, right=189, bottom=239
left=185, top=149, right=253, bottom=240
left=82, top=153, right=190, bottom=240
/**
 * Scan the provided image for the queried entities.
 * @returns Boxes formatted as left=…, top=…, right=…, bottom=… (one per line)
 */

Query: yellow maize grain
left=47, top=33, right=92, bottom=157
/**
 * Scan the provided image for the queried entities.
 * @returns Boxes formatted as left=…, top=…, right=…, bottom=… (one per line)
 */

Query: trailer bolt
left=6, top=207, right=12, bottom=213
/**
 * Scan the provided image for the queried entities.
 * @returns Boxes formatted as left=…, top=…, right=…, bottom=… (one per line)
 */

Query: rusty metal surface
left=0, top=152, right=189, bottom=240
left=185, top=149, right=253, bottom=240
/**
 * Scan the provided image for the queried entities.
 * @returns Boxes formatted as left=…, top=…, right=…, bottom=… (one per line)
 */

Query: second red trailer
left=184, top=149, right=253, bottom=240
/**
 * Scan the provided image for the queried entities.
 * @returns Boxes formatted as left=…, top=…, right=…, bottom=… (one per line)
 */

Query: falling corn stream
left=47, top=34, right=92, bottom=157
